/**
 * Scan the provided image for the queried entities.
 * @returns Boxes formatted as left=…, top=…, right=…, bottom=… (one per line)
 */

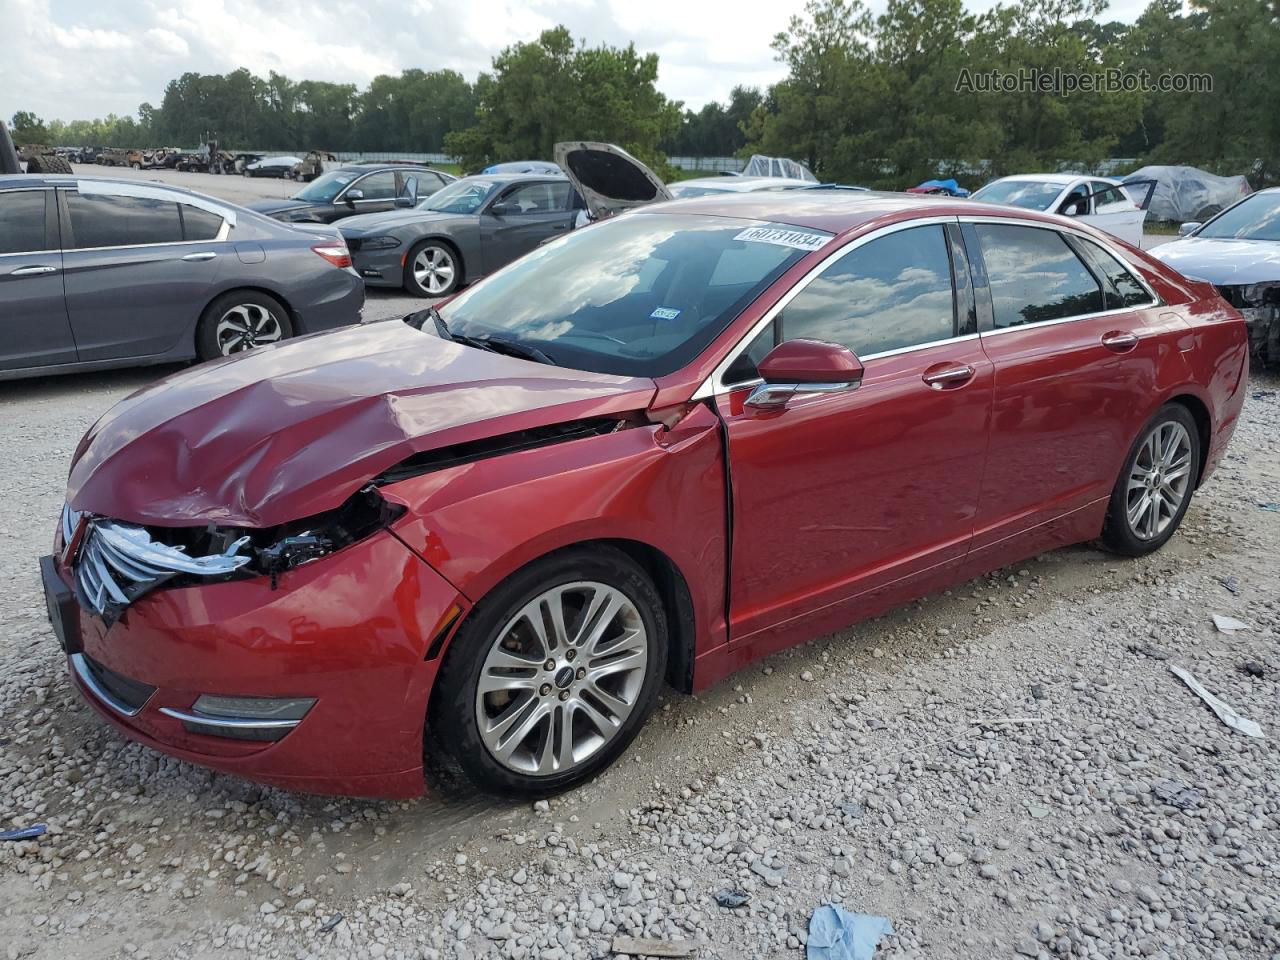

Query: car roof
left=987, top=173, right=1119, bottom=186
left=636, top=189, right=1065, bottom=234
left=454, top=172, right=568, bottom=184
left=0, top=174, right=243, bottom=211
left=337, top=162, right=441, bottom=171
left=675, top=176, right=812, bottom=192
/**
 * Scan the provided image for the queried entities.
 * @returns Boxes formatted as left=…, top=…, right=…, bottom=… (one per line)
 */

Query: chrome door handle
left=181, top=252, right=218, bottom=262
left=1101, top=330, right=1138, bottom=352
left=8, top=264, right=58, bottom=276
left=921, top=363, right=975, bottom=388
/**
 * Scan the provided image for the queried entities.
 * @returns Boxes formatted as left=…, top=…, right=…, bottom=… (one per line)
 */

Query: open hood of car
left=66, top=322, right=657, bottom=529
left=1148, top=236, right=1280, bottom=286
left=553, top=141, right=671, bottom=220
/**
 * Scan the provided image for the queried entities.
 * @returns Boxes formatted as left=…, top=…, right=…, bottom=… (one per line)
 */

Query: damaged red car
left=43, top=183, right=1247, bottom=799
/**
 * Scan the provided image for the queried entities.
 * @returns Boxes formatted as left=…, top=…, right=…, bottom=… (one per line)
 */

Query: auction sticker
left=734, top=226, right=830, bottom=252
left=650, top=307, right=682, bottom=321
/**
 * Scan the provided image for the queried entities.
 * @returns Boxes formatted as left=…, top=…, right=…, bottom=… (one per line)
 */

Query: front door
left=335, top=170, right=399, bottom=221
left=0, top=187, right=77, bottom=371
left=479, top=181, right=575, bottom=274
left=715, top=222, right=993, bottom=647
left=1082, top=180, right=1145, bottom=247
left=59, top=187, right=225, bottom=362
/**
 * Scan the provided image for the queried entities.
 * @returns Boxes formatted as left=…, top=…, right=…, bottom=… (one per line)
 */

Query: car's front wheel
left=1102, top=403, right=1201, bottom=556
left=404, top=240, right=460, bottom=297
left=432, top=547, right=667, bottom=797
left=195, top=290, right=294, bottom=361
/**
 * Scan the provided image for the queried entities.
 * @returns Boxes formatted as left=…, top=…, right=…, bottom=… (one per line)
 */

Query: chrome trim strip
left=75, top=178, right=237, bottom=225
left=693, top=215, right=960, bottom=400
left=979, top=304, right=1145, bottom=338
left=70, top=653, right=149, bottom=718
left=157, top=707, right=301, bottom=730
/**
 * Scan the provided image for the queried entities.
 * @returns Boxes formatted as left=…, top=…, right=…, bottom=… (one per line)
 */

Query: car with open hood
left=43, top=189, right=1246, bottom=799
left=1148, top=187, right=1280, bottom=364
left=970, top=174, right=1148, bottom=247
left=340, top=172, right=583, bottom=297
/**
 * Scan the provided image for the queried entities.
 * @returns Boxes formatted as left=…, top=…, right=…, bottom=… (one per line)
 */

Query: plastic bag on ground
left=807, top=904, right=894, bottom=960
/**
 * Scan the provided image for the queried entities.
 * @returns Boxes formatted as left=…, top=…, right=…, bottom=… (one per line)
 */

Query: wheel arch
left=1165, top=392, right=1212, bottom=489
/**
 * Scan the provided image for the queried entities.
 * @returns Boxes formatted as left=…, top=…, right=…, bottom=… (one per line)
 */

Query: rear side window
left=181, top=205, right=224, bottom=241
left=780, top=224, right=956, bottom=356
left=1075, top=238, right=1154, bottom=309
left=975, top=224, right=1104, bottom=328
left=0, top=190, right=48, bottom=254
left=67, top=192, right=183, bottom=249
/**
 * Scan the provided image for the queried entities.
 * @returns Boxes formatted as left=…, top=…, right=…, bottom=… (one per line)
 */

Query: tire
left=131, top=162, right=141, bottom=170
left=430, top=547, right=668, bottom=798
left=403, top=239, right=461, bottom=297
left=1101, top=404, right=1200, bottom=557
left=25, top=153, right=73, bottom=175
left=195, top=290, right=294, bottom=362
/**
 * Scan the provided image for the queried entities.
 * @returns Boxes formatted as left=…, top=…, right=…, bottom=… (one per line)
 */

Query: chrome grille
left=66, top=506, right=251, bottom=621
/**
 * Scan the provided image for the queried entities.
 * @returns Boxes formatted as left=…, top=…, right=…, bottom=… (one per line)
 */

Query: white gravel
left=1, top=361, right=1277, bottom=960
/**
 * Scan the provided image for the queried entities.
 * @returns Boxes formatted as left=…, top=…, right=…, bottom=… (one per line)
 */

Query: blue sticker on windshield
left=650, top=307, right=682, bottom=321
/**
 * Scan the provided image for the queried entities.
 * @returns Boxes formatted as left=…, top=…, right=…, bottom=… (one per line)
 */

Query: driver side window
left=354, top=171, right=396, bottom=200
left=501, top=182, right=571, bottom=214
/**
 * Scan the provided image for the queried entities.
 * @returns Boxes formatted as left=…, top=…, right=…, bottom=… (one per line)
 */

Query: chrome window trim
left=75, top=178, right=237, bottom=226
left=58, top=186, right=234, bottom=251
left=70, top=652, right=151, bottom=717
left=157, top=706, right=301, bottom=731
left=693, top=215, right=959, bottom=400
left=978, top=304, right=1151, bottom=338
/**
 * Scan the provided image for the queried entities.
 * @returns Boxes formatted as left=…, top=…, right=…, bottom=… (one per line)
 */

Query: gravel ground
left=0, top=359, right=1276, bottom=960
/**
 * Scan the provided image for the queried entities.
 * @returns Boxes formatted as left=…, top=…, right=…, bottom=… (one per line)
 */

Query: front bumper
left=51, top=531, right=464, bottom=798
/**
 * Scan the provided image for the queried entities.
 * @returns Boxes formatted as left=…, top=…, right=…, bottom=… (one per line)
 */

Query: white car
left=970, top=174, right=1146, bottom=247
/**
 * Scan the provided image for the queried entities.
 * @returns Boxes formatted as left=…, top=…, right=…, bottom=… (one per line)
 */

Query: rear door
left=479, top=180, right=575, bottom=273
left=963, top=219, right=1172, bottom=567
left=0, top=187, right=77, bottom=370
left=59, top=184, right=227, bottom=362
left=714, top=221, right=993, bottom=647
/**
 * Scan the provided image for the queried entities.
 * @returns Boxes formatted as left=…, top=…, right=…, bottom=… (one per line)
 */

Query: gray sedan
left=340, top=174, right=580, bottom=297
left=0, top=174, right=364, bottom=380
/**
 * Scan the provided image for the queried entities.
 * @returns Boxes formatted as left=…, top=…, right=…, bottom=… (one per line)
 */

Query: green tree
left=10, top=111, right=50, bottom=143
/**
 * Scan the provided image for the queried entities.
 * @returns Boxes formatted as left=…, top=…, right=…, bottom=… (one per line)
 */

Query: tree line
left=11, top=0, right=1278, bottom=189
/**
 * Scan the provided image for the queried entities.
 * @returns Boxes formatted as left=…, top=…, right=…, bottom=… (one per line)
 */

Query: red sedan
left=42, top=191, right=1247, bottom=799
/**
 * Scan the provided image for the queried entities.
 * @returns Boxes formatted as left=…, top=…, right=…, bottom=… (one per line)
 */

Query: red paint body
left=51, top=194, right=1248, bottom=797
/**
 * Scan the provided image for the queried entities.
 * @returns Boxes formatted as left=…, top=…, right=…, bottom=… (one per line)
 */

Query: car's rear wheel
left=195, top=290, right=294, bottom=361
left=1102, top=404, right=1200, bottom=556
left=431, top=547, right=667, bottom=797
left=404, top=240, right=460, bottom=297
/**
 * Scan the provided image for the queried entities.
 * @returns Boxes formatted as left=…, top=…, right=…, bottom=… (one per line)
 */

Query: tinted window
left=975, top=224, right=1104, bottom=328
left=780, top=225, right=955, bottom=356
left=971, top=180, right=1064, bottom=211
left=1090, top=181, right=1129, bottom=209
left=353, top=171, right=396, bottom=200
left=724, top=321, right=778, bottom=384
left=67, top=193, right=183, bottom=249
left=1195, top=192, right=1280, bottom=241
left=181, top=205, right=224, bottom=241
left=422, top=178, right=498, bottom=214
left=440, top=214, right=825, bottom=378
left=0, top=191, right=48, bottom=254
left=503, top=182, right=571, bottom=213
left=1077, top=238, right=1153, bottom=308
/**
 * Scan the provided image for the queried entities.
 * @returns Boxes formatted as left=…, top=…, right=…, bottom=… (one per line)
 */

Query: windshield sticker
left=650, top=307, right=682, bottom=321
left=734, top=226, right=830, bottom=252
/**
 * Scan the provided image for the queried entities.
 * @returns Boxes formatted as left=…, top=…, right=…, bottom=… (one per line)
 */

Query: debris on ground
left=713, top=889, right=751, bottom=909
left=1241, top=660, right=1267, bottom=679
left=806, top=904, right=894, bottom=960
left=1218, top=574, right=1240, bottom=594
left=1257, top=502, right=1280, bottom=512
left=318, top=912, right=344, bottom=933
left=1170, top=665, right=1265, bottom=738
left=611, top=934, right=697, bottom=957
left=1211, top=614, right=1250, bottom=633
left=1128, top=643, right=1170, bottom=660
left=0, top=824, right=45, bottom=841
left=1152, top=779, right=1204, bottom=810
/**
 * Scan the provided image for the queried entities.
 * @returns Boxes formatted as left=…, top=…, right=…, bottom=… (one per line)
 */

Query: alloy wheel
left=1125, top=420, right=1193, bottom=540
left=413, top=245, right=455, bottom=295
left=214, top=304, right=284, bottom=355
left=475, top=581, right=649, bottom=777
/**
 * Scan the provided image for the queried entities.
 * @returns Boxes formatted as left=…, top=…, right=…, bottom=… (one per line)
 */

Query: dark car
left=249, top=164, right=457, bottom=225
left=44, top=190, right=1245, bottom=798
left=340, top=173, right=581, bottom=296
left=0, top=174, right=364, bottom=380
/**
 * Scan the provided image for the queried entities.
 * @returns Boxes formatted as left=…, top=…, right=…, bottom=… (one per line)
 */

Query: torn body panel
left=385, top=402, right=730, bottom=670
left=66, top=321, right=656, bottom=528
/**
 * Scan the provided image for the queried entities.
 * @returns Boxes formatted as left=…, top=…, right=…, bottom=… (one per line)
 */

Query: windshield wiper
left=430, top=309, right=555, bottom=365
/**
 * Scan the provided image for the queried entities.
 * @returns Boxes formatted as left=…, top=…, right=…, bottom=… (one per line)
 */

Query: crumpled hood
left=67, top=322, right=656, bottom=528
left=339, top=209, right=460, bottom=234
left=1148, top=237, right=1280, bottom=286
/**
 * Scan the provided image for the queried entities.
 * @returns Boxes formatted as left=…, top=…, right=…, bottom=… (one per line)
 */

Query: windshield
left=439, top=213, right=831, bottom=377
left=293, top=170, right=358, bottom=202
left=971, top=180, right=1064, bottom=210
left=420, top=178, right=499, bottom=214
left=1195, top=193, right=1280, bottom=241
left=667, top=182, right=732, bottom=199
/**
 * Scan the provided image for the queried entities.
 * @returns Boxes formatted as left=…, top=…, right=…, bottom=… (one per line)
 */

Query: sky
left=1, top=0, right=1156, bottom=124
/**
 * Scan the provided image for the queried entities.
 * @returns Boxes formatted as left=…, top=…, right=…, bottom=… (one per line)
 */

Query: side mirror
left=345, top=188, right=364, bottom=203
left=488, top=200, right=515, bottom=216
left=1178, top=221, right=1201, bottom=237
left=746, top=339, right=864, bottom=410
left=395, top=196, right=413, bottom=208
